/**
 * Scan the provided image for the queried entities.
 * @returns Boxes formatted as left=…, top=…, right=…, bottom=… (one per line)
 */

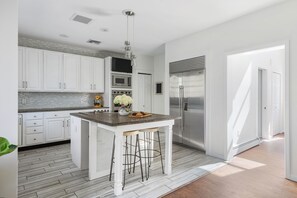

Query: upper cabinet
left=80, top=56, right=104, bottom=93
left=44, top=50, right=63, bottom=91
left=63, top=54, right=80, bottom=91
left=18, top=47, right=43, bottom=91
left=18, top=47, right=104, bottom=93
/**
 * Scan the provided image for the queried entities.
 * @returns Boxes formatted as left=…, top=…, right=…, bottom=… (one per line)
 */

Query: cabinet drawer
left=24, top=112, right=44, bottom=120
left=25, top=133, right=44, bottom=145
left=25, top=126, right=43, bottom=134
left=44, top=111, right=70, bottom=118
left=25, top=119, right=43, bottom=127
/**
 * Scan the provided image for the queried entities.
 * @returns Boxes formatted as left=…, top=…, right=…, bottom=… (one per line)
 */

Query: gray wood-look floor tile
left=18, top=134, right=224, bottom=198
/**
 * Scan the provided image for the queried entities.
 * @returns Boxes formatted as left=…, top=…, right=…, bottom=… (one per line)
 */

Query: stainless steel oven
left=112, top=90, right=132, bottom=112
left=112, top=74, right=132, bottom=89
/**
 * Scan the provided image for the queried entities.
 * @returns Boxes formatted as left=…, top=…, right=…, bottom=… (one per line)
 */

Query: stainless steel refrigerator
left=169, top=56, right=205, bottom=151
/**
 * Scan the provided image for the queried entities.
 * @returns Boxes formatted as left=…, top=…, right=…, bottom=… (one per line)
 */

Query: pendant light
left=123, top=10, right=136, bottom=66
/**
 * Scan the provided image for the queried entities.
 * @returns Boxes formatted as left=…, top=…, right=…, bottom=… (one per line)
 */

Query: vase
left=118, top=107, right=130, bottom=116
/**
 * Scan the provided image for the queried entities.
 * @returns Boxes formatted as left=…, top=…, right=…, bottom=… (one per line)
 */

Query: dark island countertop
left=19, top=106, right=109, bottom=113
left=70, top=112, right=175, bottom=126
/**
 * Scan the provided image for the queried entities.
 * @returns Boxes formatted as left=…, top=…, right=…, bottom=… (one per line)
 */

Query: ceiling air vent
left=87, top=39, right=101, bottom=45
left=71, top=14, right=92, bottom=24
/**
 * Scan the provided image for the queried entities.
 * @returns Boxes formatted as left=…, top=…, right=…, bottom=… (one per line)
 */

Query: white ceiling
left=19, top=0, right=288, bottom=55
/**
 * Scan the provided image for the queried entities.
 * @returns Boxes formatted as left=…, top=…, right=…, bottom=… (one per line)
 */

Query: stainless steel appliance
left=169, top=56, right=205, bottom=151
left=18, top=114, right=23, bottom=146
left=111, top=90, right=132, bottom=112
left=112, top=74, right=132, bottom=89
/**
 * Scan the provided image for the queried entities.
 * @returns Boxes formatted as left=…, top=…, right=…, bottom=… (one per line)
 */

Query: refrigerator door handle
left=184, top=102, right=188, bottom=111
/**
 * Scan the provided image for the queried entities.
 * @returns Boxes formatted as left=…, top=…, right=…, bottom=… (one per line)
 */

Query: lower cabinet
left=45, top=118, right=66, bottom=142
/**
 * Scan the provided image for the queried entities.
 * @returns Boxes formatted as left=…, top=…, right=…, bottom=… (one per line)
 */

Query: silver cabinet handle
left=67, top=120, right=69, bottom=127
left=64, top=83, right=66, bottom=89
left=94, top=84, right=96, bottom=90
left=63, top=120, right=65, bottom=127
left=59, top=82, right=62, bottom=89
left=90, top=84, right=93, bottom=90
left=25, top=81, right=28, bottom=88
left=22, top=81, right=25, bottom=88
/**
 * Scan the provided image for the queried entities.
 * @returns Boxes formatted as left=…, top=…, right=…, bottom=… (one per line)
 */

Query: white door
left=64, top=54, right=80, bottom=91
left=258, top=70, right=263, bottom=138
left=138, top=73, right=152, bottom=112
left=93, top=58, right=105, bottom=93
left=25, top=48, right=43, bottom=91
left=18, top=47, right=25, bottom=91
left=80, top=56, right=93, bottom=92
left=45, top=118, right=65, bottom=142
left=272, top=72, right=282, bottom=135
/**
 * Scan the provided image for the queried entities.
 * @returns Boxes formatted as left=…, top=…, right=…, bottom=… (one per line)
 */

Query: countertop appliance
left=112, top=73, right=132, bottom=89
left=169, top=56, right=205, bottom=151
left=111, top=90, right=132, bottom=112
left=111, top=57, right=132, bottom=73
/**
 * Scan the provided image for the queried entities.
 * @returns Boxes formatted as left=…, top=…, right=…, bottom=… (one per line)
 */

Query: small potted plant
left=113, top=94, right=133, bottom=116
left=0, top=137, right=17, bottom=157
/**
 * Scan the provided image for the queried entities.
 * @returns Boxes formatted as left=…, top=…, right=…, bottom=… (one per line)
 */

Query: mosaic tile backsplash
left=19, top=92, right=99, bottom=109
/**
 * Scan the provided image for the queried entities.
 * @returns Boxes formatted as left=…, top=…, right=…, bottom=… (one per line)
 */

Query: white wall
left=227, top=48, right=285, bottom=158
left=0, top=0, right=18, bottom=197
left=165, top=0, right=297, bottom=181
left=152, top=54, right=166, bottom=114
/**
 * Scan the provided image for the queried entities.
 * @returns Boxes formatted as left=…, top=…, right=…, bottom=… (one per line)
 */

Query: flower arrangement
left=113, top=94, right=133, bottom=115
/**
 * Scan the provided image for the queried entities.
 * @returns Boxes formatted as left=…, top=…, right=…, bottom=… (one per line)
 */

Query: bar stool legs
left=109, top=133, right=144, bottom=190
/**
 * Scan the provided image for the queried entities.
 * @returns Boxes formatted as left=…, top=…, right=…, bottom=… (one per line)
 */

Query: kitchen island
left=70, top=112, right=175, bottom=196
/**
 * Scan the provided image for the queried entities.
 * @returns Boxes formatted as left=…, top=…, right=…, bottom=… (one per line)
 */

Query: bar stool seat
left=109, top=130, right=144, bottom=190
left=138, top=127, right=164, bottom=180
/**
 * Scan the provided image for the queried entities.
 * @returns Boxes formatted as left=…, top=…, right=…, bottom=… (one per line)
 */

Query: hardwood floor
left=18, top=135, right=223, bottom=198
left=164, top=134, right=297, bottom=198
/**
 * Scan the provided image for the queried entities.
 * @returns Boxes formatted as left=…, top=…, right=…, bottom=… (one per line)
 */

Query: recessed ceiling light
left=59, top=34, right=69, bottom=38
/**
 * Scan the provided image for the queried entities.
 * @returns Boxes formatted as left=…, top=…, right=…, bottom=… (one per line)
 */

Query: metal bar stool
left=109, top=131, right=144, bottom=190
left=138, top=128, right=164, bottom=180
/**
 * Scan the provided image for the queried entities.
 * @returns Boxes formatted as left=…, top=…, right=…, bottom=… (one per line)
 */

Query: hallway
left=164, top=134, right=297, bottom=198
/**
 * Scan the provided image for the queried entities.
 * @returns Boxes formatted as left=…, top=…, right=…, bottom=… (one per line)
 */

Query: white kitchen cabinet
left=23, top=112, right=45, bottom=146
left=44, top=50, right=63, bottom=91
left=18, top=47, right=43, bottom=91
left=45, top=118, right=66, bottom=142
left=65, top=118, right=71, bottom=139
left=80, top=56, right=104, bottom=93
left=63, top=54, right=80, bottom=91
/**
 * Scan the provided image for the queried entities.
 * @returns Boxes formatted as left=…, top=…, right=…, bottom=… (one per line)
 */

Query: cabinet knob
left=33, top=138, right=36, bottom=140
left=34, top=123, right=36, bottom=125
left=34, top=129, right=36, bottom=132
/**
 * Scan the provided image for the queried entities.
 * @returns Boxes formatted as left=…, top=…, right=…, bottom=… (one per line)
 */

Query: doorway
left=272, top=72, right=282, bottom=136
left=137, top=73, right=152, bottom=112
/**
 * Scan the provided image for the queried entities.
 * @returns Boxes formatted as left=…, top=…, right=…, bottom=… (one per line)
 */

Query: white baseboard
left=232, top=138, right=260, bottom=156
left=288, top=174, right=297, bottom=182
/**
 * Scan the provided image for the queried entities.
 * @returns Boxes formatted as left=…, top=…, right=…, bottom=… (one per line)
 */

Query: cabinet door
left=80, top=56, right=93, bottom=92
left=93, top=58, right=105, bottom=92
left=64, top=54, right=80, bottom=91
left=25, top=48, right=43, bottom=91
left=45, top=118, right=65, bottom=142
left=18, top=47, right=25, bottom=91
left=44, top=51, right=63, bottom=91
left=64, top=118, right=71, bottom=139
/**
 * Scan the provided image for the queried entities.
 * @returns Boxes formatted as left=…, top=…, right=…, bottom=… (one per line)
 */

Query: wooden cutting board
left=128, top=113, right=152, bottom=118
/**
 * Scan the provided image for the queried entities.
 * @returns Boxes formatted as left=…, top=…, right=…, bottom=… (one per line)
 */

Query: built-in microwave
left=112, top=74, right=132, bottom=89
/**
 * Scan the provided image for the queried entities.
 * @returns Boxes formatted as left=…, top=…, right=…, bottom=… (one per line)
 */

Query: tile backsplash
left=19, top=92, right=99, bottom=109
